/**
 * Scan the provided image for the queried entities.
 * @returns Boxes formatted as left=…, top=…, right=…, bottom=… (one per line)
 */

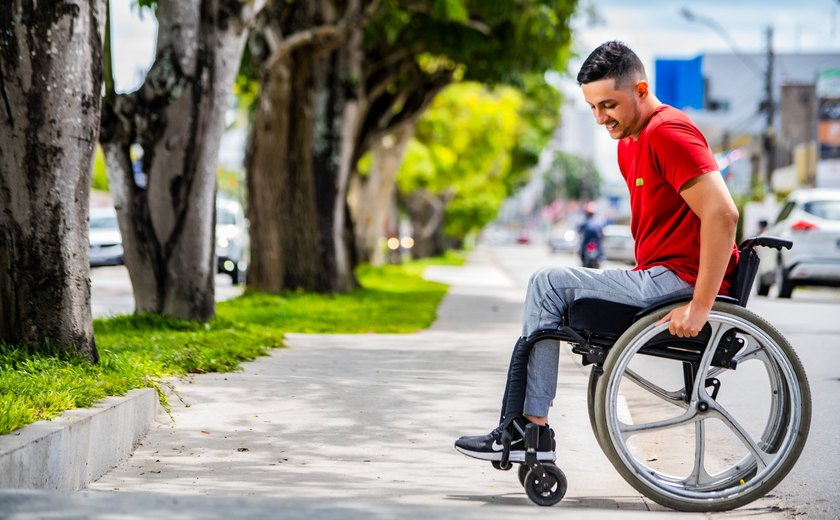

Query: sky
left=110, top=0, right=840, bottom=171
left=564, top=0, right=840, bottom=89
left=112, top=0, right=840, bottom=91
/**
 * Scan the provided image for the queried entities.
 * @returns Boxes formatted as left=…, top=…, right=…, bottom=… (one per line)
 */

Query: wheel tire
left=775, top=264, right=793, bottom=298
left=229, top=267, right=241, bottom=285
left=523, top=464, right=567, bottom=506
left=517, top=463, right=529, bottom=487
left=593, top=302, right=811, bottom=512
left=587, top=368, right=602, bottom=446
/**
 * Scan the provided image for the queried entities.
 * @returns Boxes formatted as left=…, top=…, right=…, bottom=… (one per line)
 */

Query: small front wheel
left=517, top=463, right=529, bottom=487
left=523, top=464, right=567, bottom=506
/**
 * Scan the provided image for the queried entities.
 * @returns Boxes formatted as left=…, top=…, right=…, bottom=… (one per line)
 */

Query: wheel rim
left=601, top=309, right=805, bottom=504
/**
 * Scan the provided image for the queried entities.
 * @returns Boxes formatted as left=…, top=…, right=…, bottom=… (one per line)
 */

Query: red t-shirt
left=617, top=105, right=738, bottom=295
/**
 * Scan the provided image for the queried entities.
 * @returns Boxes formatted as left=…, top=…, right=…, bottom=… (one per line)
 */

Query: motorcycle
left=581, top=239, right=602, bottom=269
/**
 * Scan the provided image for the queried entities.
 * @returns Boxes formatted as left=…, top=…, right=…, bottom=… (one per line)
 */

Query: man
left=454, top=41, right=739, bottom=464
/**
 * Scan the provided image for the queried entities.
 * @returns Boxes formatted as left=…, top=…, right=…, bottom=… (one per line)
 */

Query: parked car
left=216, top=197, right=249, bottom=284
left=89, top=207, right=124, bottom=267
left=548, top=226, right=579, bottom=254
left=602, top=224, right=635, bottom=265
left=756, top=189, right=840, bottom=298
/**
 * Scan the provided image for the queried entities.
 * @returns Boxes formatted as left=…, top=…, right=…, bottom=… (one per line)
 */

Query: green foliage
left=397, top=77, right=563, bottom=240
left=217, top=165, right=246, bottom=203
left=367, top=0, right=578, bottom=85
left=507, top=73, right=564, bottom=192
left=543, top=151, right=602, bottom=204
left=91, top=145, right=109, bottom=191
left=0, top=258, right=455, bottom=435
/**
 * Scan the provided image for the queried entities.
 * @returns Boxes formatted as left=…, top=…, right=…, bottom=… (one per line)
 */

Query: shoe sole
left=454, top=445, right=556, bottom=462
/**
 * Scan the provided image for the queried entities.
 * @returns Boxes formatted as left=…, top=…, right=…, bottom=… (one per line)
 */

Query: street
left=87, top=244, right=840, bottom=518
left=488, top=240, right=840, bottom=519
left=90, top=266, right=243, bottom=318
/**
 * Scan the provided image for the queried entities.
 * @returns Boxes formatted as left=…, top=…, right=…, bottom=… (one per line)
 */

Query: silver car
left=602, top=224, right=635, bottom=265
left=756, top=188, right=840, bottom=298
left=89, top=206, right=124, bottom=267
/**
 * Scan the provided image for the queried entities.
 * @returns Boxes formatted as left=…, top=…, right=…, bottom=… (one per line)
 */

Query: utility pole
left=762, top=26, right=776, bottom=192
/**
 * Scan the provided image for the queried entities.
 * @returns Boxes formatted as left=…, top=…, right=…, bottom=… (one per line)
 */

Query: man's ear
left=636, top=80, right=649, bottom=99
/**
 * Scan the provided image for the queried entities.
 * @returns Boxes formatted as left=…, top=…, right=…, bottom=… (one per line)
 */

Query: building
left=656, top=52, right=840, bottom=193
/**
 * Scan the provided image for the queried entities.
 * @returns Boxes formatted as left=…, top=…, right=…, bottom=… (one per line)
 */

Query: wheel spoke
left=685, top=419, right=713, bottom=486
left=710, top=402, right=775, bottom=472
left=625, top=368, right=688, bottom=409
left=620, top=408, right=698, bottom=440
left=692, top=321, right=730, bottom=400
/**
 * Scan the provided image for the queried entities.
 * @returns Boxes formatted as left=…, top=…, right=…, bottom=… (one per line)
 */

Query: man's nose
left=593, top=108, right=608, bottom=125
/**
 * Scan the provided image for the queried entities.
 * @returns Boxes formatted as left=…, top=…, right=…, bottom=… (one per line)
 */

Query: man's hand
left=657, top=301, right=710, bottom=337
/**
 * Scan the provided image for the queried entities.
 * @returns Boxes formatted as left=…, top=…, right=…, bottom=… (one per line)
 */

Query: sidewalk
left=0, top=247, right=790, bottom=518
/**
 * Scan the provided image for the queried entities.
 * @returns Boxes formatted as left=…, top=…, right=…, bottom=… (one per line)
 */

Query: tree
left=0, top=0, right=105, bottom=362
left=543, top=151, right=602, bottom=205
left=247, top=0, right=577, bottom=289
left=396, top=82, right=526, bottom=256
left=245, top=0, right=371, bottom=293
left=99, top=0, right=265, bottom=321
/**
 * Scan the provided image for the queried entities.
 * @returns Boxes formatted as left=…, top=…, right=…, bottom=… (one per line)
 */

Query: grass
left=0, top=252, right=465, bottom=435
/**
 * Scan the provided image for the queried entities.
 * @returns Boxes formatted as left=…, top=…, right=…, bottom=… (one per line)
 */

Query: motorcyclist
left=578, top=202, right=603, bottom=267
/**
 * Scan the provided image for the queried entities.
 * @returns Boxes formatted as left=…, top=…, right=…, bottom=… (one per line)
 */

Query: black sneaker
left=454, top=417, right=555, bottom=462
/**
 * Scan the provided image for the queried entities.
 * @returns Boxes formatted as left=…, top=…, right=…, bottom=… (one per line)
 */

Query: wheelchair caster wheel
left=523, top=464, right=567, bottom=506
left=491, top=460, right=512, bottom=471
left=517, top=463, right=528, bottom=486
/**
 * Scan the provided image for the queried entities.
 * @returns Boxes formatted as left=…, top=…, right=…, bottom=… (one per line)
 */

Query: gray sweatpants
left=521, top=265, right=693, bottom=417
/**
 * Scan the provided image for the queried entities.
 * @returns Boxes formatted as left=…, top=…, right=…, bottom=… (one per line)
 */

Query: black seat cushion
left=567, top=299, right=641, bottom=338
left=566, top=295, right=738, bottom=340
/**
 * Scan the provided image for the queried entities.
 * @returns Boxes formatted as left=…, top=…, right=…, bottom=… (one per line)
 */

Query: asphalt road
left=488, top=240, right=840, bottom=520
left=90, top=265, right=243, bottom=318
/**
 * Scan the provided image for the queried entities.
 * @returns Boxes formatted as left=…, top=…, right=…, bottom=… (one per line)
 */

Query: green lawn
left=0, top=253, right=464, bottom=435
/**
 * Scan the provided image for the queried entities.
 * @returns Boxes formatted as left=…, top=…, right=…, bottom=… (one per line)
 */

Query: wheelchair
left=505, top=236, right=811, bottom=511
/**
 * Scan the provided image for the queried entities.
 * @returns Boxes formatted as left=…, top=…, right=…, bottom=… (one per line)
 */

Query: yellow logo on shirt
left=635, top=178, right=644, bottom=186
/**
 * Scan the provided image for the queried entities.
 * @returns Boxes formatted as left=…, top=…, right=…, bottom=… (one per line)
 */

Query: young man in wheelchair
left=455, top=41, right=740, bottom=464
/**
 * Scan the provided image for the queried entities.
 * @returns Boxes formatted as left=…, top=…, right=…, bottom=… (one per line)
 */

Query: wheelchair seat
left=554, top=235, right=793, bottom=346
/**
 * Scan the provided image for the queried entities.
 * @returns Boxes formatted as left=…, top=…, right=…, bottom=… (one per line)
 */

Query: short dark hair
left=577, top=41, right=646, bottom=88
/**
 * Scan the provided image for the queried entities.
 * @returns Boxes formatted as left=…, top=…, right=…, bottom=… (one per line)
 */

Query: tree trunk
left=247, top=0, right=363, bottom=293
left=100, top=0, right=260, bottom=321
left=312, top=4, right=364, bottom=292
left=404, top=189, right=450, bottom=259
left=349, top=122, right=414, bottom=265
left=246, top=50, right=326, bottom=292
left=0, top=0, right=104, bottom=361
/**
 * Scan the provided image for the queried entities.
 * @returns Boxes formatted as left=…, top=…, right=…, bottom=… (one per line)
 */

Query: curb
left=0, top=388, right=161, bottom=490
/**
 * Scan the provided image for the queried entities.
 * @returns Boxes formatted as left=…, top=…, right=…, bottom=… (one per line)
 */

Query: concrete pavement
left=0, top=247, right=793, bottom=518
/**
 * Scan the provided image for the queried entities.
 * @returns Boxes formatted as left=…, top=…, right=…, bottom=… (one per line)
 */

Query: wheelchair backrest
left=730, top=236, right=792, bottom=307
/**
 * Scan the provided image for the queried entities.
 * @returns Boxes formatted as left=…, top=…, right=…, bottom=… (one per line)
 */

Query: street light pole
left=680, top=8, right=776, bottom=194
left=762, top=26, right=776, bottom=192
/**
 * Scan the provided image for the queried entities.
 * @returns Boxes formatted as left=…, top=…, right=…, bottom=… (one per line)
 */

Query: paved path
left=1, top=248, right=791, bottom=519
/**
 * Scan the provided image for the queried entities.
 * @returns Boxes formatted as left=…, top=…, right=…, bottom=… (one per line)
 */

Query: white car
left=602, top=224, right=635, bottom=265
left=216, top=197, right=249, bottom=284
left=89, top=207, right=124, bottom=267
left=756, top=189, right=840, bottom=298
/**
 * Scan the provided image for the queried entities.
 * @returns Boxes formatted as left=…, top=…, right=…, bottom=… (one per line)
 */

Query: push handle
left=738, top=235, right=792, bottom=252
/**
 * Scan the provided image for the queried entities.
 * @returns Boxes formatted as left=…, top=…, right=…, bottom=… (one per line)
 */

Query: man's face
left=581, top=78, right=645, bottom=140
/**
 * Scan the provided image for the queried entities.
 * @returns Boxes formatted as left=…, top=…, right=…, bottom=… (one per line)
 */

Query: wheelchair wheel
left=593, top=301, right=811, bottom=512
left=587, top=368, right=602, bottom=446
left=523, top=463, right=567, bottom=506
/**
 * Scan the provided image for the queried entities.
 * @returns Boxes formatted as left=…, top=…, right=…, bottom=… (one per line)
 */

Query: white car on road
left=757, top=189, right=840, bottom=298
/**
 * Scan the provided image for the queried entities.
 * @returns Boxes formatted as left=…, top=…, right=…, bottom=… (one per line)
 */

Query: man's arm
left=657, top=171, right=739, bottom=337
